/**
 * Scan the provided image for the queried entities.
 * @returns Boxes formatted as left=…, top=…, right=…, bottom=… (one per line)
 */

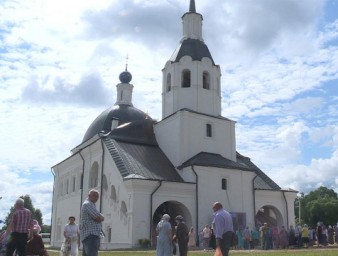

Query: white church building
left=50, top=0, right=297, bottom=249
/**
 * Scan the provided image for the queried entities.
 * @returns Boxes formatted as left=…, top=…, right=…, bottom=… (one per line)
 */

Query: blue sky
left=0, top=0, right=337, bottom=225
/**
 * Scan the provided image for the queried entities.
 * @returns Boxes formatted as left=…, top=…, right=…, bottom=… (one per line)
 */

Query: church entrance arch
left=255, top=205, right=283, bottom=227
left=151, top=201, right=191, bottom=248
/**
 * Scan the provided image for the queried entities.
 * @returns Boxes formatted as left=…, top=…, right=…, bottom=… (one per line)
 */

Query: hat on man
left=175, top=215, right=184, bottom=221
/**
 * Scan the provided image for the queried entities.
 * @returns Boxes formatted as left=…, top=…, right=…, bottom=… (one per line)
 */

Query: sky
left=0, top=0, right=337, bottom=225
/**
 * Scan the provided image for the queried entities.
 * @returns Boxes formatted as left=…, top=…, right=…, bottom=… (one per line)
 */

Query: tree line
left=296, top=186, right=338, bottom=227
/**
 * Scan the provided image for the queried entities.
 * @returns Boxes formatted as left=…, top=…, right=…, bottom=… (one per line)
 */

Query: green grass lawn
left=47, top=248, right=338, bottom=256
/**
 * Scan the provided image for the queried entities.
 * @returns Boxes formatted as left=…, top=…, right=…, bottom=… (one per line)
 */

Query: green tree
left=305, top=186, right=337, bottom=201
left=300, top=186, right=338, bottom=227
left=41, top=224, right=51, bottom=233
left=2, top=194, right=43, bottom=230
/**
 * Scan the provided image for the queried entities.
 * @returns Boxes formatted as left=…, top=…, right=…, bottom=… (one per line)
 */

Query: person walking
left=6, top=198, right=33, bottom=256
left=155, top=214, right=172, bottom=256
left=212, top=202, right=234, bottom=256
left=80, top=189, right=104, bottom=256
left=202, top=224, right=212, bottom=251
left=62, top=216, right=80, bottom=256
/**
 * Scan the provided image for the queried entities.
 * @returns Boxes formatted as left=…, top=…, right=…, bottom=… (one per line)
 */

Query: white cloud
left=0, top=0, right=338, bottom=222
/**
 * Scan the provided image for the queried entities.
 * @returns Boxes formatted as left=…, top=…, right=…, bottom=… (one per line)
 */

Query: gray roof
left=178, top=152, right=281, bottom=191
left=90, top=105, right=279, bottom=190
left=236, top=152, right=281, bottom=190
left=189, top=0, right=196, bottom=12
left=82, top=104, right=152, bottom=143
left=159, top=108, right=234, bottom=123
left=178, top=152, right=251, bottom=171
left=103, top=136, right=183, bottom=182
left=170, top=39, right=215, bottom=65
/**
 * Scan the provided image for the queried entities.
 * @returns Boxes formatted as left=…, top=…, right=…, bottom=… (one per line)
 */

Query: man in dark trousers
left=212, top=202, right=234, bottom=256
left=174, top=215, right=189, bottom=256
left=6, top=198, right=33, bottom=256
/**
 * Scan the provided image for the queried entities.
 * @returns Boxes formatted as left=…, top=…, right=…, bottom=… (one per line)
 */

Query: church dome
left=82, top=104, right=153, bottom=143
left=119, top=70, right=132, bottom=83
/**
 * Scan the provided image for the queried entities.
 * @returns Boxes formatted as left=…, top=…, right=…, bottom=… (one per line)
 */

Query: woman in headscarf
left=188, top=227, right=196, bottom=248
left=156, top=214, right=172, bottom=256
left=26, top=222, right=48, bottom=256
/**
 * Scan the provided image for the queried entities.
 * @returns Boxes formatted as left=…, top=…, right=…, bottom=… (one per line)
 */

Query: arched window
left=181, top=69, right=191, bottom=88
left=102, top=174, right=108, bottom=191
left=203, top=71, right=210, bottom=89
left=222, top=178, right=227, bottom=190
left=72, top=176, right=76, bottom=192
left=80, top=174, right=83, bottom=189
left=121, top=201, right=127, bottom=216
left=166, top=73, right=171, bottom=92
left=66, top=179, right=69, bottom=194
left=59, top=182, right=63, bottom=196
left=206, top=123, right=212, bottom=137
left=110, top=185, right=117, bottom=201
left=89, top=162, right=99, bottom=188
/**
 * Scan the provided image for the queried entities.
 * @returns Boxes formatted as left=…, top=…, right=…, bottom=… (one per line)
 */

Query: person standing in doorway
left=80, top=189, right=104, bottom=256
left=6, top=198, right=33, bottom=256
left=155, top=214, right=172, bottom=256
left=212, top=202, right=233, bottom=256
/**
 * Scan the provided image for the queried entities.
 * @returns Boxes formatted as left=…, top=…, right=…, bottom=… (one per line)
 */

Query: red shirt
left=11, top=206, right=33, bottom=233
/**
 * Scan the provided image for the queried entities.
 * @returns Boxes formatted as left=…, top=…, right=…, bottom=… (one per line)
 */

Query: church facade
left=50, top=0, right=297, bottom=249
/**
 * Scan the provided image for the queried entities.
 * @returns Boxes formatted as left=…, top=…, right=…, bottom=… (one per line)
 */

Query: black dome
left=82, top=104, right=153, bottom=143
left=119, top=71, right=132, bottom=83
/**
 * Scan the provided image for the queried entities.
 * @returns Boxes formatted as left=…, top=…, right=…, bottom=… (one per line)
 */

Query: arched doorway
left=255, top=205, right=283, bottom=228
left=151, top=201, right=191, bottom=248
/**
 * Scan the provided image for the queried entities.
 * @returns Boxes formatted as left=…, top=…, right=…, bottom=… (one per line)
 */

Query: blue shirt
left=212, top=208, right=233, bottom=239
left=80, top=198, right=102, bottom=241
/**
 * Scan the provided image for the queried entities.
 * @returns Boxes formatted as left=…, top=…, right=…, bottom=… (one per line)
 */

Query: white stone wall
left=155, top=110, right=236, bottom=167
left=162, top=57, right=221, bottom=118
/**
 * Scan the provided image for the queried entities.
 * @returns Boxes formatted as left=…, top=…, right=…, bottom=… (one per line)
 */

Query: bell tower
left=161, top=0, right=222, bottom=118
left=155, top=1, right=236, bottom=167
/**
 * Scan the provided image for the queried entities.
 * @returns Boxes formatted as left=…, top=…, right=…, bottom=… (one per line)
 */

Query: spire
left=189, top=0, right=196, bottom=13
left=181, top=0, right=203, bottom=42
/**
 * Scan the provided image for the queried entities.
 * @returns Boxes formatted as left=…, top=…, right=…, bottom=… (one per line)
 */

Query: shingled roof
left=103, top=136, right=183, bottom=182
left=170, top=38, right=215, bottom=65
left=178, top=151, right=281, bottom=190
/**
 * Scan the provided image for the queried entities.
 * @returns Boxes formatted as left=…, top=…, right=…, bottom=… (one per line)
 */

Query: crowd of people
left=155, top=202, right=234, bottom=256
left=230, top=221, right=338, bottom=250
left=5, top=194, right=338, bottom=255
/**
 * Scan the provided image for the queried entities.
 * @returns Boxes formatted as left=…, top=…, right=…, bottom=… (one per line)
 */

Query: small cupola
left=115, top=65, right=134, bottom=106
